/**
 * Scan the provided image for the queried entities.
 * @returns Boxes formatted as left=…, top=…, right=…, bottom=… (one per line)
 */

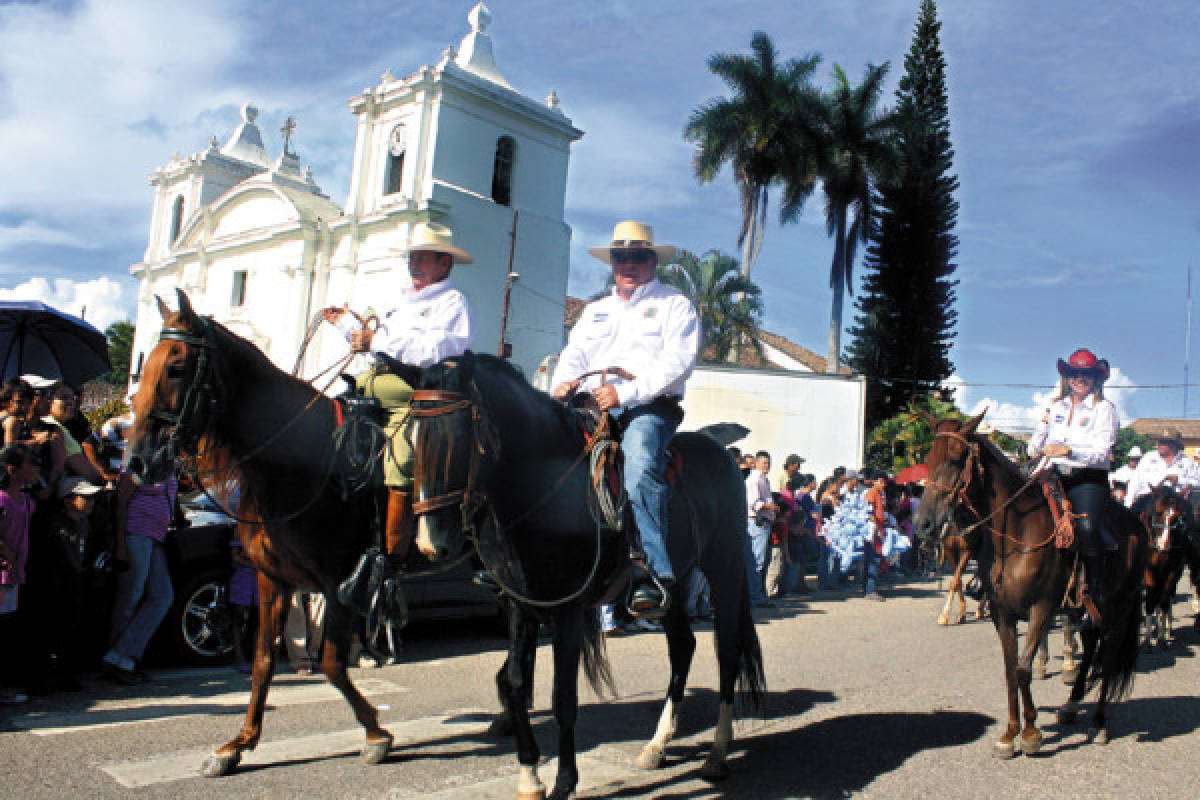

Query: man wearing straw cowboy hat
left=550, top=220, right=700, bottom=618
left=323, top=221, right=474, bottom=608
left=1124, top=427, right=1200, bottom=509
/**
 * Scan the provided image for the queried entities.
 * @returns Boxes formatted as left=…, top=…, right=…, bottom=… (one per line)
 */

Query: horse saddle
left=1038, top=471, right=1118, bottom=552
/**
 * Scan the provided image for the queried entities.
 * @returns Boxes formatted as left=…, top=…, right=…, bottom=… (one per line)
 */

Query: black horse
left=409, top=352, right=765, bottom=800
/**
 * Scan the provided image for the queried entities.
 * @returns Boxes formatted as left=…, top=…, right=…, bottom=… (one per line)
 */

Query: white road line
left=99, top=709, right=493, bottom=789
left=9, top=677, right=407, bottom=736
left=383, top=756, right=631, bottom=800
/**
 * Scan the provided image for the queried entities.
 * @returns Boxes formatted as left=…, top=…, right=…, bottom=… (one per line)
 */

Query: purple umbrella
left=0, top=300, right=111, bottom=387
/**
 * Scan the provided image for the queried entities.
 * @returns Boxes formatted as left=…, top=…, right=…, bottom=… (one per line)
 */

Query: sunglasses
left=610, top=248, right=655, bottom=265
left=1064, top=369, right=1094, bottom=380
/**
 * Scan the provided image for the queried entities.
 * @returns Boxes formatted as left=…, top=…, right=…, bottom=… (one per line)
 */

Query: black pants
left=1062, top=468, right=1109, bottom=557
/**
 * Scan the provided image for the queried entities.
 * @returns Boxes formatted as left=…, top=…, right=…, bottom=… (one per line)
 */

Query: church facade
left=128, top=3, right=582, bottom=384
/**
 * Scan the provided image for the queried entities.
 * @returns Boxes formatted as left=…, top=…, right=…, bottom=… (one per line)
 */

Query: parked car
left=152, top=492, right=501, bottom=665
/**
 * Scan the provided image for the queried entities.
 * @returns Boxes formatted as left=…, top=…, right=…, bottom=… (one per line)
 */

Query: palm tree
left=663, top=249, right=765, bottom=362
left=818, top=63, right=899, bottom=373
left=685, top=32, right=824, bottom=277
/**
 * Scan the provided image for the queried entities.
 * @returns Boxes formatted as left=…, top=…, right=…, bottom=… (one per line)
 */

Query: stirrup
left=337, top=548, right=386, bottom=617
left=964, top=575, right=985, bottom=601
left=628, top=573, right=673, bottom=621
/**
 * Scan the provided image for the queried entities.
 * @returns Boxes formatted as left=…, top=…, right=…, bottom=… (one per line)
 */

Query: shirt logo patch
left=644, top=307, right=658, bottom=319
left=1078, top=417, right=1090, bottom=427
left=1053, top=414, right=1066, bottom=424
left=419, top=307, right=432, bottom=317
left=592, top=312, right=608, bottom=323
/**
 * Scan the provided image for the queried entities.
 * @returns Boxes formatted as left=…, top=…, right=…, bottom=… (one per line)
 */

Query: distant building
left=128, top=3, right=582, bottom=384
left=1130, top=418, right=1200, bottom=458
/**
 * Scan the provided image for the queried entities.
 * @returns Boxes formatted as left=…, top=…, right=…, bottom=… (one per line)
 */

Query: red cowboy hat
left=1056, top=348, right=1110, bottom=382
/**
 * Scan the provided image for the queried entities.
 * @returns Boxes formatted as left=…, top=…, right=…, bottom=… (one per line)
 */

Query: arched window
left=169, top=195, right=185, bottom=242
left=491, top=135, right=515, bottom=206
left=384, top=124, right=406, bottom=196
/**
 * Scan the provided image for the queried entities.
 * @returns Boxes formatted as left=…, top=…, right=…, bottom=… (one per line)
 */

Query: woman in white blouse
left=1028, top=348, right=1118, bottom=628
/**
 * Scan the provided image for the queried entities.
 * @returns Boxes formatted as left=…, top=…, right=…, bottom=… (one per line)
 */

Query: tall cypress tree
left=846, top=0, right=959, bottom=428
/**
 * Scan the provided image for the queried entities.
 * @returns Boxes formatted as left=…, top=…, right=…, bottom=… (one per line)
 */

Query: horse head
left=1144, top=483, right=1189, bottom=550
left=913, top=410, right=986, bottom=545
left=127, top=289, right=221, bottom=484
left=410, top=351, right=497, bottom=562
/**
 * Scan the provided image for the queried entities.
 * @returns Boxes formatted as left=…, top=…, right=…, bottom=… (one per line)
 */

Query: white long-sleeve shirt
left=550, top=280, right=699, bottom=409
left=1124, top=450, right=1200, bottom=506
left=745, top=469, right=775, bottom=523
left=1027, top=394, right=1118, bottom=471
left=335, top=279, right=472, bottom=368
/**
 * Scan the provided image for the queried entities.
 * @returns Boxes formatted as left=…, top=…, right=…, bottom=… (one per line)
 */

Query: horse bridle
left=151, top=317, right=221, bottom=464
left=925, top=430, right=985, bottom=521
left=408, top=385, right=497, bottom=533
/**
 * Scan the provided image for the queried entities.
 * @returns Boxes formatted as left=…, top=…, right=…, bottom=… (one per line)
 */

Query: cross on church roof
left=281, top=116, right=297, bottom=156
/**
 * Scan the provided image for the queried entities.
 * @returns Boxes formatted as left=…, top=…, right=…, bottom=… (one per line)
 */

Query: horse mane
left=470, top=353, right=594, bottom=442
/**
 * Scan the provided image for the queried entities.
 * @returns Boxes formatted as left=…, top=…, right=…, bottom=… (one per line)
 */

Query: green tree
left=684, top=32, right=824, bottom=276
left=1113, top=427, right=1154, bottom=466
left=662, top=249, right=764, bottom=363
left=864, top=392, right=958, bottom=472
left=103, top=320, right=134, bottom=386
left=846, top=0, right=959, bottom=428
left=817, top=63, right=900, bottom=374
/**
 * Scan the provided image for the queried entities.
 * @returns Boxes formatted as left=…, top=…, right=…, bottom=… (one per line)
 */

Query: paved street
left=2, top=575, right=1197, bottom=799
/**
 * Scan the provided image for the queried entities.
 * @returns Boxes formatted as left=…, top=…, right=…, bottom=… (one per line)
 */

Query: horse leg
left=1033, top=627, right=1048, bottom=681
left=490, top=601, right=537, bottom=739
left=317, top=601, right=393, bottom=763
left=546, top=606, right=585, bottom=800
left=1061, top=615, right=1079, bottom=683
left=202, top=577, right=289, bottom=777
left=700, top=580, right=757, bottom=781
left=936, top=578, right=955, bottom=626
left=1058, top=625, right=1099, bottom=725
left=1015, top=605, right=1052, bottom=754
left=502, top=611, right=545, bottom=800
left=636, top=593, right=694, bottom=770
left=991, top=611, right=1021, bottom=758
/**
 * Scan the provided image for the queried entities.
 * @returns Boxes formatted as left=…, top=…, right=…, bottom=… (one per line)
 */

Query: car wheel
left=172, top=568, right=235, bottom=665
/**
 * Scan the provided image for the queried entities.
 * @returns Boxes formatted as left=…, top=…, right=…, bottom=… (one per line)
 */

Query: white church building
left=128, top=3, right=582, bottom=383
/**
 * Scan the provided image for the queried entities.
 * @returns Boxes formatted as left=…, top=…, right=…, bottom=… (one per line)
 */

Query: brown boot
left=384, top=489, right=413, bottom=568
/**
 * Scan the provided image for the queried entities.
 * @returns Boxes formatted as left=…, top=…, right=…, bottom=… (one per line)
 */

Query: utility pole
left=1187, top=264, right=1193, bottom=417
left=498, top=209, right=519, bottom=359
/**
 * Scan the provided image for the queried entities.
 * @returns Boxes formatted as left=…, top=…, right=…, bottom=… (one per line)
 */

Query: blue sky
left=1, top=0, right=1198, bottom=431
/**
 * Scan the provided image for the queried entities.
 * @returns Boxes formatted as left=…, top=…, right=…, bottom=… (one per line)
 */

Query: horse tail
left=579, top=602, right=616, bottom=699
left=1093, top=520, right=1147, bottom=704
left=731, top=584, right=767, bottom=718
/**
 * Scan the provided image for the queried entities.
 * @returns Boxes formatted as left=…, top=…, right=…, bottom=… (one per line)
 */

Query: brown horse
left=936, top=531, right=988, bottom=626
left=1139, top=487, right=1196, bottom=649
left=914, top=413, right=1146, bottom=755
left=127, top=291, right=397, bottom=776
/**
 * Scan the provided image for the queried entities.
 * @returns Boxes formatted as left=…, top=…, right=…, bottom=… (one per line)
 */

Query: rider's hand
left=1040, top=444, right=1070, bottom=458
left=321, top=305, right=347, bottom=324
left=349, top=327, right=374, bottom=353
left=551, top=381, right=577, bottom=401
left=592, top=385, right=619, bottom=411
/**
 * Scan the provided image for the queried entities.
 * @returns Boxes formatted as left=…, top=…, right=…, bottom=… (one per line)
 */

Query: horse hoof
left=1033, top=663, right=1047, bottom=681
left=361, top=733, right=393, bottom=764
left=1018, top=731, right=1043, bottom=755
left=635, top=744, right=665, bottom=770
left=699, top=757, right=730, bottom=781
left=1057, top=708, right=1077, bottom=725
left=200, top=752, right=241, bottom=777
left=991, top=739, right=1016, bottom=759
left=936, top=615, right=949, bottom=626
left=488, top=716, right=514, bottom=738
left=1088, top=727, right=1109, bottom=745
left=516, top=789, right=548, bottom=800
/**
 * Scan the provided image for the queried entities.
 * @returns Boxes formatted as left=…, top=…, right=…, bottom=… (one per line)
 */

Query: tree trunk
left=730, top=206, right=760, bottom=363
left=827, top=209, right=847, bottom=373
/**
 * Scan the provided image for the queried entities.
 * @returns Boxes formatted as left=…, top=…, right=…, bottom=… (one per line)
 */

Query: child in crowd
left=0, top=444, right=40, bottom=704
left=229, top=535, right=258, bottom=674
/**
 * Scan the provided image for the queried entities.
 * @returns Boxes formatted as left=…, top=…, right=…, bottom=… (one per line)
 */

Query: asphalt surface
left=2, top=573, right=1197, bottom=800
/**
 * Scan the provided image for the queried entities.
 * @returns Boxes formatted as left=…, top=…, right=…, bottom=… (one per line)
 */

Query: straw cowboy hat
left=587, top=220, right=677, bottom=264
left=1056, top=348, right=1110, bottom=382
left=1156, top=428, right=1184, bottom=448
left=391, top=222, right=473, bottom=264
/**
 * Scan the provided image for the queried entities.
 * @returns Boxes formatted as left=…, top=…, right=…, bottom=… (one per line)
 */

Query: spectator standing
left=229, top=536, right=258, bottom=674
left=764, top=488, right=795, bottom=598
left=0, top=444, right=39, bottom=704
left=42, top=384, right=104, bottom=484
left=860, top=469, right=888, bottom=601
left=284, top=592, right=326, bottom=674
left=774, top=454, right=805, bottom=494
left=790, top=474, right=821, bottom=593
left=101, top=469, right=180, bottom=684
left=744, top=451, right=777, bottom=607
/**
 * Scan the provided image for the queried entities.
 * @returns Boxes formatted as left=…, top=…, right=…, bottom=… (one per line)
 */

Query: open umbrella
left=894, top=463, right=928, bottom=485
left=0, top=300, right=111, bottom=387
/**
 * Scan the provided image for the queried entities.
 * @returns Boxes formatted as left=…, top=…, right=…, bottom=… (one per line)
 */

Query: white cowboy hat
left=587, top=220, right=677, bottom=264
left=1127, top=446, right=1143, bottom=459
left=391, top=222, right=473, bottom=264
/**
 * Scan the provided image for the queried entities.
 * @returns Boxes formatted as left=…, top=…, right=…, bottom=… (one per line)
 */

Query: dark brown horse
left=914, top=413, right=1146, bottom=754
left=127, top=291, right=396, bottom=776
left=1138, top=487, right=1197, bottom=649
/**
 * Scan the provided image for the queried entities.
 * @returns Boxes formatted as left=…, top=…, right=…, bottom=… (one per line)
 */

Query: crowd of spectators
left=0, top=374, right=184, bottom=703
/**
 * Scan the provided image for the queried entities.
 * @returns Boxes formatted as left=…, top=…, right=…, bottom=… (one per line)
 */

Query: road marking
left=383, top=756, right=631, bottom=800
left=98, top=708, right=492, bottom=789
left=9, top=677, right=407, bottom=736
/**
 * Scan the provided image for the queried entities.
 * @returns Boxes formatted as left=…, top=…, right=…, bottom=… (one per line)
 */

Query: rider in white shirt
left=1027, top=348, right=1118, bottom=629
left=323, top=222, right=473, bottom=609
left=1108, top=445, right=1141, bottom=488
left=1124, top=430, right=1200, bottom=508
left=550, top=220, right=700, bottom=618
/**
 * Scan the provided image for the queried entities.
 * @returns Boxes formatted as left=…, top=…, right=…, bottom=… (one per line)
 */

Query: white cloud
left=0, top=221, right=98, bottom=252
left=0, top=276, right=133, bottom=332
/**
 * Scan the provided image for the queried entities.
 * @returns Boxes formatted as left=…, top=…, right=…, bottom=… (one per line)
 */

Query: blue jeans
left=745, top=520, right=770, bottom=603
left=818, top=539, right=839, bottom=588
left=621, top=405, right=678, bottom=581
left=860, top=542, right=882, bottom=595
left=109, top=535, right=174, bottom=663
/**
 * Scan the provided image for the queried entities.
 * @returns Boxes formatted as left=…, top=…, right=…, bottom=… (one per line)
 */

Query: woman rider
left=1028, top=348, right=1118, bottom=629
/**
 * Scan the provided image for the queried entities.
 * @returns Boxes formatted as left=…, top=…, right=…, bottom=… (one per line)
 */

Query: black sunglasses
left=610, top=248, right=655, bottom=265
left=1064, top=368, right=1094, bottom=380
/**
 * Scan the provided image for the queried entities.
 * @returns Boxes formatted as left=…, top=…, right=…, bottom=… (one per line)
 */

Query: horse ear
left=155, top=295, right=171, bottom=320
left=175, top=288, right=198, bottom=324
left=961, top=409, right=987, bottom=436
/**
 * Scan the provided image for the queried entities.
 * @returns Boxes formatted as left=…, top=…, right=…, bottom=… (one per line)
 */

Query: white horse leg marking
left=636, top=697, right=679, bottom=769
left=702, top=701, right=734, bottom=772
left=937, top=588, right=954, bottom=625
left=516, top=764, right=545, bottom=800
